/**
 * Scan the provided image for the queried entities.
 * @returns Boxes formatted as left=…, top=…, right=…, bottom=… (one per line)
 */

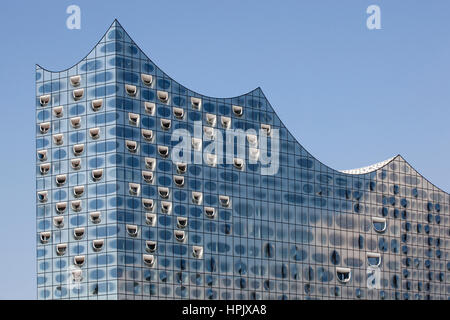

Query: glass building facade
left=36, top=20, right=450, bottom=300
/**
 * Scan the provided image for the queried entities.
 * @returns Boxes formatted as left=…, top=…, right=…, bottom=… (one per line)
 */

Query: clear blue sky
left=0, top=0, right=449, bottom=299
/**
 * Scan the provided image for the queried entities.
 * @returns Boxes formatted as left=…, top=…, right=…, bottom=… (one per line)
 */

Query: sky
left=0, top=0, right=449, bottom=299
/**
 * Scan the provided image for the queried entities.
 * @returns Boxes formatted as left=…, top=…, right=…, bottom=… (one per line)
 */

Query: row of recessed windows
left=39, top=132, right=268, bottom=172
left=39, top=191, right=231, bottom=263
left=122, top=141, right=258, bottom=171
left=38, top=142, right=82, bottom=158
left=39, top=124, right=267, bottom=154
left=38, top=169, right=104, bottom=185
left=39, top=119, right=102, bottom=136
left=378, top=208, right=442, bottom=220
left=38, top=180, right=263, bottom=212
left=385, top=186, right=445, bottom=206
left=40, top=89, right=85, bottom=106
left=38, top=236, right=203, bottom=270
left=40, top=79, right=273, bottom=141
left=40, top=74, right=240, bottom=114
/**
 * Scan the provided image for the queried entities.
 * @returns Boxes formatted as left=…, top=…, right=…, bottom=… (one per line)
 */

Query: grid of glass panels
left=36, top=21, right=450, bottom=300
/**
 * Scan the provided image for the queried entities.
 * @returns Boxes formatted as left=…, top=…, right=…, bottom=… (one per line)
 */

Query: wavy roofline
left=35, top=20, right=449, bottom=195
left=399, top=156, right=449, bottom=195
left=36, top=19, right=261, bottom=100
left=257, top=89, right=400, bottom=177
left=36, top=20, right=116, bottom=73
left=119, top=19, right=262, bottom=100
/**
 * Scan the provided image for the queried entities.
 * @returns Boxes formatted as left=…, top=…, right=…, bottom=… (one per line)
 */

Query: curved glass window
left=404, top=222, right=411, bottom=232
left=372, top=217, right=387, bottom=233
left=333, top=286, right=340, bottom=297
left=336, top=267, right=351, bottom=283
left=367, top=253, right=381, bottom=267
left=436, top=250, right=441, bottom=259
left=358, top=235, right=364, bottom=249
left=416, top=223, right=422, bottom=233
left=400, top=198, right=408, bottom=208
left=405, top=257, right=411, bottom=267
left=393, top=185, right=399, bottom=194
left=391, top=275, right=399, bottom=289
left=401, top=210, right=407, bottom=219
left=330, top=250, right=340, bottom=265
left=401, top=245, right=408, bottom=254
left=402, top=269, right=409, bottom=278
left=304, top=284, right=312, bottom=295
left=393, top=209, right=399, bottom=218
left=435, top=203, right=441, bottom=212
left=435, top=215, right=441, bottom=224
left=378, top=238, right=388, bottom=252
left=412, top=259, right=420, bottom=269
left=304, top=266, right=314, bottom=281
